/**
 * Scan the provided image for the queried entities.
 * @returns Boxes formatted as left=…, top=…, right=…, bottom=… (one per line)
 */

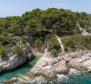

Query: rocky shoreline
left=0, top=54, right=26, bottom=73
left=5, top=50, right=91, bottom=84
left=0, top=45, right=32, bottom=74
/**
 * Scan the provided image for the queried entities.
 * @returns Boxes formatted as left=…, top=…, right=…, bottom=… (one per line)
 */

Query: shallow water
left=0, top=56, right=40, bottom=83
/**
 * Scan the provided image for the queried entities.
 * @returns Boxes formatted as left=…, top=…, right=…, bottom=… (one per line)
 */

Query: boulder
left=53, top=60, right=68, bottom=74
left=82, top=59, right=91, bottom=71
left=40, top=66, right=56, bottom=79
left=68, top=68, right=80, bottom=75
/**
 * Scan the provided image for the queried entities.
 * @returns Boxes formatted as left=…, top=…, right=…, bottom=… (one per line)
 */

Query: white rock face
left=0, top=54, right=26, bottom=72
left=0, top=47, right=32, bottom=72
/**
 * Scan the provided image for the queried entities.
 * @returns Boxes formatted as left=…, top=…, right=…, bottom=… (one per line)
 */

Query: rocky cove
left=0, top=54, right=41, bottom=83
left=0, top=8, right=91, bottom=84
left=0, top=44, right=42, bottom=83
left=5, top=50, right=91, bottom=84
left=1, top=34, right=91, bottom=84
left=1, top=35, right=91, bottom=84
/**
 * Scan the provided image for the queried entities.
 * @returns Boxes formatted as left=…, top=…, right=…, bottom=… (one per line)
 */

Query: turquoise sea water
left=0, top=56, right=40, bottom=83
left=0, top=56, right=91, bottom=84
left=63, top=73, right=91, bottom=84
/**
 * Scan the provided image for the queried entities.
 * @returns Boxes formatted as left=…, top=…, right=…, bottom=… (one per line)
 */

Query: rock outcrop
left=5, top=50, right=91, bottom=83
left=0, top=46, right=32, bottom=73
left=0, top=54, right=26, bottom=72
left=53, top=60, right=68, bottom=74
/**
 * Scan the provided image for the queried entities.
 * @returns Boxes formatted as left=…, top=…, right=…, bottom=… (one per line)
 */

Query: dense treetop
left=0, top=8, right=91, bottom=56
left=0, top=8, right=90, bottom=36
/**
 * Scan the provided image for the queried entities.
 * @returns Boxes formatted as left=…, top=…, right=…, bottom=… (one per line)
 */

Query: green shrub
left=48, top=36, right=61, bottom=57
left=62, top=35, right=91, bottom=52
left=13, top=45, right=24, bottom=56
left=34, top=37, right=42, bottom=48
left=0, top=46, right=6, bottom=58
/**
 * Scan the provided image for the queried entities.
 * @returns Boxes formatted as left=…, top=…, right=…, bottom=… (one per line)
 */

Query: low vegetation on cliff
left=62, top=35, right=91, bottom=52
